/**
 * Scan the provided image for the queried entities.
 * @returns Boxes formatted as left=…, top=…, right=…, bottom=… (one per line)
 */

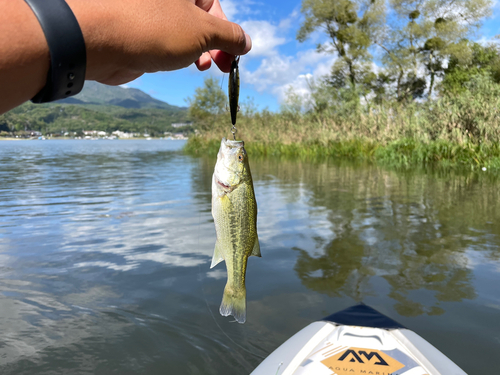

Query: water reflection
left=250, top=160, right=498, bottom=317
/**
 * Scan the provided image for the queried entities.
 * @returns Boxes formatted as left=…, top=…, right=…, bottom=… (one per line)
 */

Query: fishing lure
left=228, top=56, right=240, bottom=139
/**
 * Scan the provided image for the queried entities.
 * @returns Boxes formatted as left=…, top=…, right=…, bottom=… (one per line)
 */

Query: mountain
left=1, top=82, right=191, bottom=136
left=56, top=81, right=185, bottom=110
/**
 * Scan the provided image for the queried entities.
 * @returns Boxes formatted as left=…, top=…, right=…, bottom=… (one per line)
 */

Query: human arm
left=0, top=0, right=251, bottom=114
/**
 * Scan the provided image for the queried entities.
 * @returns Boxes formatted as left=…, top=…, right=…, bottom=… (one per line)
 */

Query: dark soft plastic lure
left=228, top=57, right=240, bottom=126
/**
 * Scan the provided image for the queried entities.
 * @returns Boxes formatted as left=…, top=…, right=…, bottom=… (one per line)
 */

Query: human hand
left=192, top=0, right=246, bottom=73
left=67, top=0, right=252, bottom=85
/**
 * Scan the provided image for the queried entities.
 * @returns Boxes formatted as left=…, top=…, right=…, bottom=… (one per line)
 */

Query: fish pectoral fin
left=250, top=238, right=261, bottom=258
left=210, top=241, right=225, bottom=269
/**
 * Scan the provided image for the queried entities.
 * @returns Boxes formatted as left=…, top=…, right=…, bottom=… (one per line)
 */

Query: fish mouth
left=215, top=177, right=234, bottom=192
left=222, top=137, right=244, bottom=148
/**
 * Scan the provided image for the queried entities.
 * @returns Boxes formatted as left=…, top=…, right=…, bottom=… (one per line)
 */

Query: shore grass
left=185, top=75, right=500, bottom=170
left=185, top=113, right=500, bottom=170
left=185, top=136, right=500, bottom=170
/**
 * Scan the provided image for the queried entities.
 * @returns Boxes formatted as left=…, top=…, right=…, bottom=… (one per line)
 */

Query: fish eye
left=238, top=155, right=243, bottom=161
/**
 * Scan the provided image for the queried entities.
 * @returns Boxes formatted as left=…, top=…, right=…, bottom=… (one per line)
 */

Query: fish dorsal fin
left=210, top=240, right=225, bottom=268
left=250, top=238, right=261, bottom=257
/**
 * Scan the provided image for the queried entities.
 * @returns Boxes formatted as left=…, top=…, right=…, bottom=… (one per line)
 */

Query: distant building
left=112, top=130, right=134, bottom=138
left=164, top=131, right=188, bottom=140
left=83, top=130, right=107, bottom=138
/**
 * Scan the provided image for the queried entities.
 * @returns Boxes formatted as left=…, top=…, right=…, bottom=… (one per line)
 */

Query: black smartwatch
left=24, top=0, right=86, bottom=103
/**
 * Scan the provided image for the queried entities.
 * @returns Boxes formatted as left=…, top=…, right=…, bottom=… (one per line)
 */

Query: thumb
left=203, top=15, right=252, bottom=56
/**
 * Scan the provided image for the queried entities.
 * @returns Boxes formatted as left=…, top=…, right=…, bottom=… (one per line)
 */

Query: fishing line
left=220, top=74, right=225, bottom=91
left=198, top=262, right=266, bottom=360
left=201, top=280, right=265, bottom=360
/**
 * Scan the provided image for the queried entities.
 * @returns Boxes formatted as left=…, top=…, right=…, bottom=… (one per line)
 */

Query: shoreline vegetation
left=185, top=136, right=500, bottom=170
left=185, top=74, right=500, bottom=170
left=187, top=137, right=500, bottom=172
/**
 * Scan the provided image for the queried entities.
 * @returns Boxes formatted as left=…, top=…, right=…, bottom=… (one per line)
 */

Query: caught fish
left=211, top=137, right=260, bottom=324
left=228, top=57, right=240, bottom=126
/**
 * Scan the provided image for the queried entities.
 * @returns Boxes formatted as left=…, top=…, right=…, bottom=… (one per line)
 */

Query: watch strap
left=24, top=0, right=86, bottom=103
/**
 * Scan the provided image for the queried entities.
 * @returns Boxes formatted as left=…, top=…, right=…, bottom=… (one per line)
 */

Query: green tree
left=380, top=0, right=492, bottom=99
left=297, top=0, right=385, bottom=92
left=187, top=76, right=227, bottom=130
left=307, top=77, right=364, bottom=118
left=441, top=42, right=500, bottom=95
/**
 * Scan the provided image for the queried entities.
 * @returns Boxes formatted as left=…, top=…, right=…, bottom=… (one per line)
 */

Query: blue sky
left=123, top=0, right=500, bottom=112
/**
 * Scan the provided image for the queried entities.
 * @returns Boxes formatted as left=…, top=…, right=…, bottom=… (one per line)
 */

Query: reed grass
left=185, top=75, right=500, bottom=170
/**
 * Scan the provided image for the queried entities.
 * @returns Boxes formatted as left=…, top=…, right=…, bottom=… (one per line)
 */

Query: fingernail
left=244, top=32, right=252, bottom=54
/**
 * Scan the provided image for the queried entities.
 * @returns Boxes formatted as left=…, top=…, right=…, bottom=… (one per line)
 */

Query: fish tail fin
left=220, top=284, right=246, bottom=324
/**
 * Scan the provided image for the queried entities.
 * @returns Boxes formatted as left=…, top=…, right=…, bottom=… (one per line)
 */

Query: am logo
left=338, top=350, right=389, bottom=366
left=321, top=347, right=405, bottom=375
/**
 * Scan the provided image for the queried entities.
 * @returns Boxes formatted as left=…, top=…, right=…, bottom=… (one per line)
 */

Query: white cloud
left=220, top=0, right=260, bottom=22
left=477, top=35, right=500, bottom=46
left=278, top=8, right=302, bottom=30
left=230, top=7, right=338, bottom=105
left=239, top=20, right=287, bottom=57
left=206, top=269, right=227, bottom=279
left=277, top=73, right=314, bottom=105
left=125, top=251, right=206, bottom=267
left=220, top=0, right=238, bottom=21
left=243, top=48, right=335, bottom=102
left=74, top=261, right=139, bottom=272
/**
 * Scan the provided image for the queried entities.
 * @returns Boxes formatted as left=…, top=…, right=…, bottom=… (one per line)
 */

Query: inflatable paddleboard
left=251, top=304, right=466, bottom=375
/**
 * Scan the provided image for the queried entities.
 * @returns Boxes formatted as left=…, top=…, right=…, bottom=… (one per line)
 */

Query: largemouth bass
left=211, top=137, right=260, bottom=324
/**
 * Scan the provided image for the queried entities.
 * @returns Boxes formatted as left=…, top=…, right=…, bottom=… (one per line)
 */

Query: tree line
left=0, top=102, right=190, bottom=137
left=297, top=0, right=497, bottom=104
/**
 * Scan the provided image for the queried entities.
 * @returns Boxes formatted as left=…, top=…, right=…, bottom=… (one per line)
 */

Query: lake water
left=0, top=140, right=499, bottom=374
